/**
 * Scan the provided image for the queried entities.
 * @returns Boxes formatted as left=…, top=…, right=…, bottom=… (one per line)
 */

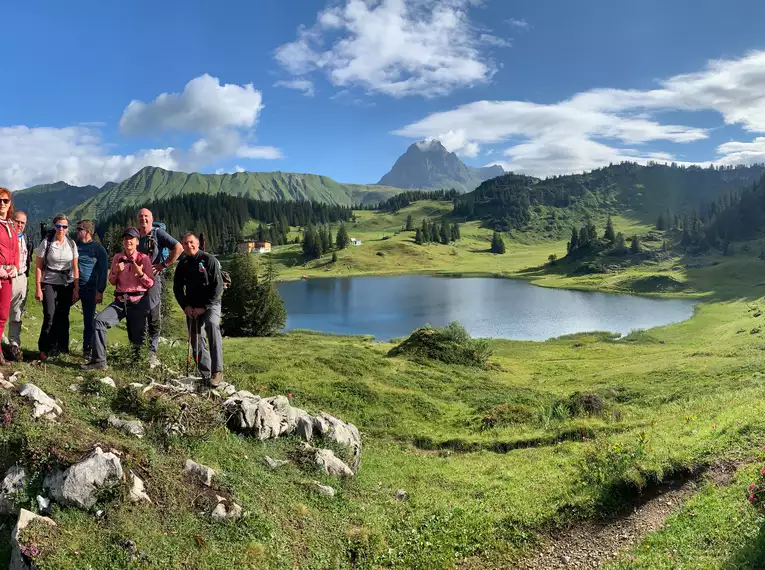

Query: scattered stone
left=7, top=374, right=18, bottom=383
left=561, top=554, right=571, bottom=565
left=0, top=466, right=28, bottom=514
left=312, top=412, right=362, bottom=472
left=263, top=456, right=290, bottom=470
left=129, top=472, right=151, bottom=504
left=211, top=499, right=243, bottom=522
left=99, top=377, right=116, bottom=389
left=312, top=447, right=355, bottom=478
left=69, top=384, right=81, bottom=393
left=43, top=447, right=124, bottom=509
left=0, top=379, right=14, bottom=390
left=311, top=481, right=335, bottom=498
left=218, top=382, right=237, bottom=396
left=394, top=489, right=408, bottom=501
left=108, top=415, right=146, bottom=439
left=35, top=496, right=50, bottom=515
left=184, top=459, right=215, bottom=487
left=9, top=509, right=56, bottom=570
left=19, top=384, right=62, bottom=420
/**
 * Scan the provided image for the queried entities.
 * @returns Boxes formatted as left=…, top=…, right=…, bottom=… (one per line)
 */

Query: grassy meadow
left=2, top=203, right=765, bottom=568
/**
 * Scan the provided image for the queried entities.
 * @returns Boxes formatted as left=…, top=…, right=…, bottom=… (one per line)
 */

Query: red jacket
left=0, top=220, right=19, bottom=277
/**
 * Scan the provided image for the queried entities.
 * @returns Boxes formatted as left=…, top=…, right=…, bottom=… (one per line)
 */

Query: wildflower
left=751, top=483, right=757, bottom=491
left=287, top=393, right=293, bottom=399
left=761, top=466, right=765, bottom=476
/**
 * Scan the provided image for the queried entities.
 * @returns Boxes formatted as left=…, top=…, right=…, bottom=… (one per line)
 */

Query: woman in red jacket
left=0, top=188, right=19, bottom=364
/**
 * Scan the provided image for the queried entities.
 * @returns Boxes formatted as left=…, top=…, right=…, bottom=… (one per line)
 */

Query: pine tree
left=579, top=226, right=589, bottom=248
left=603, top=216, right=615, bottom=243
left=656, top=213, right=666, bottom=231
left=453, top=223, right=461, bottom=240
left=615, top=232, right=627, bottom=254
left=318, top=226, right=329, bottom=253
left=257, top=223, right=266, bottom=242
left=568, top=226, right=579, bottom=253
left=221, top=255, right=286, bottom=337
left=336, top=223, right=350, bottom=250
left=327, top=227, right=334, bottom=251
left=405, top=215, right=414, bottom=231
left=311, top=227, right=324, bottom=259
left=439, top=219, right=450, bottom=245
left=430, top=222, right=439, bottom=244
left=331, top=251, right=338, bottom=263
left=415, top=228, right=423, bottom=245
left=420, top=219, right=429, bottom=243
left=630, top=234, right=641, bottom=254
left=302, top=227, right=315, bottom=257
left=490, top=231, right=506, bottom=254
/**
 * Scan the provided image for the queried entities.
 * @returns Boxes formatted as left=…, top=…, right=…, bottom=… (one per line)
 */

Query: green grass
left=3, top=228, right=765, bottom=567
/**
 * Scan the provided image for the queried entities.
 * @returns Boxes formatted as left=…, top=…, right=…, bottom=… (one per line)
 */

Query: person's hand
left=35, top=288, right=43, bottom=302
left=0, top=267, right=9, bottom=280
left=152, top=263, right=164, bottom=275
left=7, top=267, right=17, bottom=279
left=117, top=261, right=125, bottom=273
left=95, top=292, right=103, bottom=304
left=72, top=287, right=79, bottom=304
left=184, top=306, right=195, bottom=318
left=132, top=260, right=144, bottom=277
left=192, top=308, right=206, bottom=317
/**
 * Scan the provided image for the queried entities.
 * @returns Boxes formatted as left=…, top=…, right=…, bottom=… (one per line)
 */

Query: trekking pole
left=194, top=315, right=201, bottom=376
left=186, top=317, right=192, bottom=377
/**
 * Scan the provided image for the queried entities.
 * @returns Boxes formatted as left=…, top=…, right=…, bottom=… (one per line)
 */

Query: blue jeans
left=80, top=286, right=98, bottom=353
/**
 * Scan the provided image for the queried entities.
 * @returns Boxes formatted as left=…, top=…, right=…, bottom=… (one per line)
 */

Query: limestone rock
left=99, top=377, right=116, bottom=389
left=43, top=447, right=123, bottom=509
left=0, top=466, right=28, bottom=514
left=223, top=393, right=282, bottom=440
left=394, top=489, right=408, bottom=501
left=311, top=481, right=335, bottom=499
left=0, top=379, right=14, bottom=390
left=108, top=415, right=146, bottom=439
left=211, top=499, right=243, bottom=522
left=263, top=456, right=290, bottom=470
left=184, top=459, right=215, bottom=486
left=35, top=496, right=50, bottom=514
left=9, top=509, right=56, bottom=570
left=295, top=413, right=314, bottom=441
left=313, top=412, right=362, bottom=472
left=129, top=473, right=151, bottom=503
left=19, top=384, right=62, bottom=420
left=313, top=448, right=354, bottom=478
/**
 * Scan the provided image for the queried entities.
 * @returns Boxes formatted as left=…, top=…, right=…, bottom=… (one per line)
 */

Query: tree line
left=414, top=219, right=461, bottom=245
left=566, top=216, right=637, bottom=256
left=372, top=189, right=460, bottom=212
left=302, top=223, right=351, bottom=260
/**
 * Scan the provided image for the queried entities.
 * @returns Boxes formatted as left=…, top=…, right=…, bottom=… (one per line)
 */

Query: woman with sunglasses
left=0, top=188, right=19, bottom=365
left=35, top=214, right=79, bottom=360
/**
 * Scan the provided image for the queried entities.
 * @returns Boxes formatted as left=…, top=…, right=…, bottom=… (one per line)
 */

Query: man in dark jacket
left=173, top=232, right=224, bottom=387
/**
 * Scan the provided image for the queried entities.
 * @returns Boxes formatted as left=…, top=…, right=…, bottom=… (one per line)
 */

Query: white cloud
left=394, top=51, right=765, bottom=176
left=120, top=74, right=264, bottom=135
left=2, top=74, right=282, bottom=189
left=506, top=18, right=529, bottom=29
left=274, top=79, right=316, bottom=97
left=236, top=146, right=284, bottom=160
left=274, top=0, right=502, bottom=97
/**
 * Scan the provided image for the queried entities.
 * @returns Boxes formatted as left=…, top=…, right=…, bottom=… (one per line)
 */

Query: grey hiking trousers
left=188, top=303, right=223, bottom=378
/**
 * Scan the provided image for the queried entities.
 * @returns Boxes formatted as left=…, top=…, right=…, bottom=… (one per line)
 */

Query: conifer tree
left=603, top=216, right=615, bottom=243
left=415, top=228, right=424, bottom=245
left=630, top=234, right=641, bottom=254
left=336, top=223, right=350, bottom=250
left=439, top=219, right=450, bottom=245
left=615, top=232, right=627, bottom=254
left=221, top=255, right=286, bottom=337
left=568, top=226, right=579, bottom=253
left=405, top=215, right=414, bottom=231
left=490, top=231, right=506, bottom=254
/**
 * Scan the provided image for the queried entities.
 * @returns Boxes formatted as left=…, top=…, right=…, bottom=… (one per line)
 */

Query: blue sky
left=3, top=0, right=765, bottom=189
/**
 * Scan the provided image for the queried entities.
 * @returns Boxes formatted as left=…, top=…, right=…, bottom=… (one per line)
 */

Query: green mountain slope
left=66, top=167, right=404, bottom=220
left=455, top=162, right=765, bottom=230
left=13, top=181, right=104, bottom=223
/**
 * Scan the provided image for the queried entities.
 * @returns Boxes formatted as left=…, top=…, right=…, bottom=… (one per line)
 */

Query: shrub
left=481, top=403, right=534, bottom=430
left=566, top=392, right=606, bottom=416
left=387, top=322, right=492, bottom=368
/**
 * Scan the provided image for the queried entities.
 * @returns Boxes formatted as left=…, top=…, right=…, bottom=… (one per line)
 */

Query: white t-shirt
left=37, top=238, right=79, bottom=285
left=18, top=235, right=27, bottom=276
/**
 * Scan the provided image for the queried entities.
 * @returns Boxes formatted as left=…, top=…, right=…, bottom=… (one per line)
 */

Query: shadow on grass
left=725, top=521, right=765, bottom=568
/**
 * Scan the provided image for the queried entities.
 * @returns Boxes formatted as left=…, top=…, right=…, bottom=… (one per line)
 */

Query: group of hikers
left=0, top=187, right=225, bottom=387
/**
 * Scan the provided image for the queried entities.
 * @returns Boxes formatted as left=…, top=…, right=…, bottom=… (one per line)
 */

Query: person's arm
left=154, top=230, right=182, bottom=273
left=205, top=257, right=224, bottom=310
left=71, top=257, right=79, bottom=302
left=173, top=259, right=187, bottom=308
left=35, top=258, right=44, bottom=301
left=96, top=245, right=108, bottom=302
left=136, top=254, right=154, bottom=289
left=108, top=254, right=121, bottom=287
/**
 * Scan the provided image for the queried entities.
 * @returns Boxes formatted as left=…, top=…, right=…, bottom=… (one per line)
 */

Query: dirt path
left=515, top=462, right=740, bottom=569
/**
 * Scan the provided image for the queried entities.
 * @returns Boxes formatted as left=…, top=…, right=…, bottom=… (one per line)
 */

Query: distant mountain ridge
left=378, top=140, right=505, bottom=192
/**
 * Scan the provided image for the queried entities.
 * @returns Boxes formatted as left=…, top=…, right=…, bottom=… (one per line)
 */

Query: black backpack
left=39, top=225, right=76, bottom=274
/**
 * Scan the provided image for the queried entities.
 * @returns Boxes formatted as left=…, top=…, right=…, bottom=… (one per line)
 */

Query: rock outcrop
left=9, top=509, right=56, bottom=570
left=43, top=447, right=123, bottom=509
left=19, top=384, right=62, bottom=420
left=0, top=466, right=28, bottom=514
left=108, top=415, right=146, bottom=439
left=184, top=459, right=215, bottom=487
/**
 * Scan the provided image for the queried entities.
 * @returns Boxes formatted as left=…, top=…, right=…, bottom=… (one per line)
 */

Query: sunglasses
left=0, top=199, right=10, bottom=205
left=55, top=224, right=68, bottom=230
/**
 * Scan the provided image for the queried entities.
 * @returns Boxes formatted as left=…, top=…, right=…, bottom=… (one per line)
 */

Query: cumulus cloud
left=274, top=0, right=504, bottom=97
left=505, top=18, right=529, bottom=29
left=274, top=78, right=316, bottom=96
left=120, top=74, right=264, bottom=135
left=3, top=74, right=282, bottom=190
left=394, top=50, right=765, bottom=176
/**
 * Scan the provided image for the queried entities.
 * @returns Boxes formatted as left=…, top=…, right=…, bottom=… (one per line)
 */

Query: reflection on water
left=277, top=275, right=697, bottom=341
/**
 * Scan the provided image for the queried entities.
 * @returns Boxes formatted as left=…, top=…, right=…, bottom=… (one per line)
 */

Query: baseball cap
left=76, top=220, right=95, bottom=234
left=122, top=227, right=140, bottom=239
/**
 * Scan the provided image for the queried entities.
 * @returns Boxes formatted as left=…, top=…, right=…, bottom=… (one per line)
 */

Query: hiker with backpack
left=0, top=188, right=19, bottom=365
left=75, top=220, right=108, bottom=361
left=136, top=208, right=182, bottom=367
left=173, top=232, right=224, bottom=387
left=82, top=227, right=154, bottom=371
left=35, top=214, right=79, bottom=360
left=6, top=210, right=33, bottom=362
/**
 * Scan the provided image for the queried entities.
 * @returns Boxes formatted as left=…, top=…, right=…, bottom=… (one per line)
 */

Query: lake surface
left=277, top=275, right=697, bottom=342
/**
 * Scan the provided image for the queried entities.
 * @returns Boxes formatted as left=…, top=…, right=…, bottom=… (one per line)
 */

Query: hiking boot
left=209, top=372, right=223, bottom=388
left=148, top=353, right=161, bottom=370
left=82, top=348, right=92, bottom=362
left=9, top=345, right=22, bottom=362
left=81, top=360, right=108, bottom=371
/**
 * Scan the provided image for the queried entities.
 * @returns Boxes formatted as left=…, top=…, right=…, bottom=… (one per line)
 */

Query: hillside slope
left=69, top=167, right=404, bottom=220
left=13, top=182, right=104, bottom=225
left=378, top=140, right=504, bottom=192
